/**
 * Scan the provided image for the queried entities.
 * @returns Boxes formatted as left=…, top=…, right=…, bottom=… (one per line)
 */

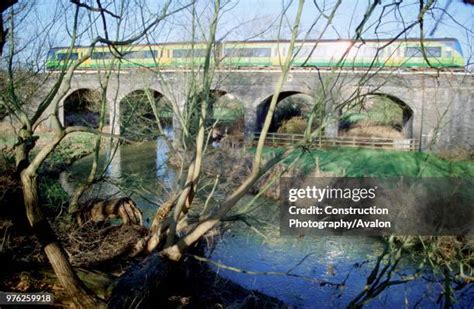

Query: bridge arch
left=208, top=89, right=245, bottom=137
left=62, top=88, right=105, bottom=128
left=338, top=92, right=414, bottom=139
left=255, top=91, right=315, bottom=133
left=119, top=88, right=173, bottom=140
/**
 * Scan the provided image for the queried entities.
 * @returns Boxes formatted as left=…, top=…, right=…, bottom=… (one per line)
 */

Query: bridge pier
left=323, top=98, right=339, bottom=138
left=244, top=106, right=256, bottom=136
left=108, top=96, right=120, bottom=136
left=402, top=113, right=414, bottom=139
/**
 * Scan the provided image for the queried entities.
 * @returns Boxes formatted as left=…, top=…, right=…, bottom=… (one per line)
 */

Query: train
left=46, top=38, right=464, bottom=70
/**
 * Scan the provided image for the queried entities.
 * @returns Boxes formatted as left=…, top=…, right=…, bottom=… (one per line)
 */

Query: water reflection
left=156, top=127, right=175, bottom=185
left=107, top=142, right=122, bottom=180
left=69, top=131, right=176, bottom=226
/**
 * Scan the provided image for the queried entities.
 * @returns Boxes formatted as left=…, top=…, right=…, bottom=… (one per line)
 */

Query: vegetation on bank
left=1, top=129, right=96, bottom=164
left=1, top=131, right=98, bottom=210
left=1, top=131, right=98, bottom=221
left=258, top=146, right=474, bottom=177
left=42, top=133, right=98, bottom=171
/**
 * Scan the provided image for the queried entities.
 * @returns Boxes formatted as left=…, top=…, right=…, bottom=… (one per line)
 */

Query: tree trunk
left=20, top=169, right=105, bottom=308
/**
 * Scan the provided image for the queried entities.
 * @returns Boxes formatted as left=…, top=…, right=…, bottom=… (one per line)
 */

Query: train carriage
left=221, top=41, right=274, bottom=67
left=47, top=45, right=164, bottom=69
left=281, top=38, right=464, bottom=68
left=164, top=43, right=217, bottom=67
left=89, top=46, right=160, bottom=69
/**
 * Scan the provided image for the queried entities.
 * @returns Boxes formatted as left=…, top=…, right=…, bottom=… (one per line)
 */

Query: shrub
left=277, top=117, right=307, bottom=134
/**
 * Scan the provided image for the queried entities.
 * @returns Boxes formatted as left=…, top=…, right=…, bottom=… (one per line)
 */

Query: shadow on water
left=67, top=141, right=473, bottom=308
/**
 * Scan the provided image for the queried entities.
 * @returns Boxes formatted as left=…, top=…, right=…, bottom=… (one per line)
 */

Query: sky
left=226, top=0, right=473, bottom=61
left=12, top=0, right=474, bottom=67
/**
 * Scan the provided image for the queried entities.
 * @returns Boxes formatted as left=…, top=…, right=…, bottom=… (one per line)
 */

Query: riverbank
left=0, top=133, right=289, bottom=307
left=0, top=231, right=287, bottom=308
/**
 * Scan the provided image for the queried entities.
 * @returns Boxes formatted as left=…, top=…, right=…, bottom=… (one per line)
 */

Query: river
left=67, top=139, right=473, bottom=308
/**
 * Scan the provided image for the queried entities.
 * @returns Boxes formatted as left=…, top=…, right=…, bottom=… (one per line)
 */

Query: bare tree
left=1, top=0, right=191, bottom=306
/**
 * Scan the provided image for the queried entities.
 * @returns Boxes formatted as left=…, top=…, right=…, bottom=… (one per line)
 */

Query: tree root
left=76, top=197, right=143, bottom=226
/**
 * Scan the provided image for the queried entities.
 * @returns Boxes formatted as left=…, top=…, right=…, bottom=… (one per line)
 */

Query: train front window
left=405, top=46, right=441, bottom=57
left=57, top=53, right=79, bottom=61
left=47, top=50, right=56, bottom=60
left=444, top=40, right=462, bottom=55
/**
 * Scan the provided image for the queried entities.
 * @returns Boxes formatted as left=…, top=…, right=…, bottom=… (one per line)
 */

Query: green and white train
left=46, top=38, right=464, bottom=70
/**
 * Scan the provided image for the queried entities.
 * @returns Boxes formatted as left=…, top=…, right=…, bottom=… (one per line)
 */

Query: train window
left=359, top=46, right=378, bottom=57
left=405, top=46, right=441, bottom=57
left=224, top=48, right=271, bottom=57
left=57, top=53, right=79, bottom=61
left=252, top=48, right=271, bottom=57
left=314, top=45, right=343, bottom=58
left=224, top=48, right=242, bottom=57
left=425, top=47, right=441, bottom=57
left=91, top=52, right=113, bottom=59
left=378, top=48, right=385, bottom=57
left=172, top=48, right=207, bottom=58
left=393, top=47, right=401, bottom=57
left=123, top=50, right=158, bottom=59
left=144, top=50, right=157, bottom=58
left=444, top=40, right=463, bottom=55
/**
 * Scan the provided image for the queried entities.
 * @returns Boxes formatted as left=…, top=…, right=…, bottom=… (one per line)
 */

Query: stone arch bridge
left=47, top=69, right=473, bottom=151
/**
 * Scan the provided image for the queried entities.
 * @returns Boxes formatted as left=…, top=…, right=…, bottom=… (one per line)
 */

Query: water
left=68, top=139, right=473, bottom=308
left=209, top=198, right=454, bottom=308
left=69, top=133, right=176, bottom=226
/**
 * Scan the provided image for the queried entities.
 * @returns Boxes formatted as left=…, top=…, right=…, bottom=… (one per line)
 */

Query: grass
left=46, top=133, right=97, bottom=166
left=260, top=147, right=474, bottom=177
